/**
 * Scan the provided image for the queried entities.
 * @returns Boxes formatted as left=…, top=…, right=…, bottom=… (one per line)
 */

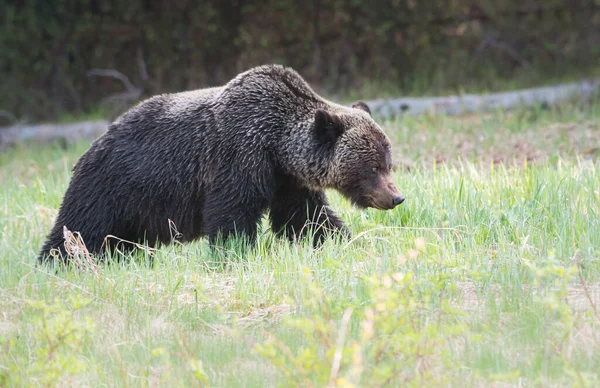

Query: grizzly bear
left=38, top=64, right=404, bottom=264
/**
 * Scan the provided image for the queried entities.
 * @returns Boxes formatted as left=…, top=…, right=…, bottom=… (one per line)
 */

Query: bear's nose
left=392, top=196, right=405, bottom=206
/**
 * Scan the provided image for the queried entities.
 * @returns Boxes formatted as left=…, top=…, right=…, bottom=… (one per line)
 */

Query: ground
left=1, top=99, right=599, bottom=387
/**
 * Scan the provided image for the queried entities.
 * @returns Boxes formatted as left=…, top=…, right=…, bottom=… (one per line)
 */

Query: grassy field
left=1, top=100, right=599, bottom=387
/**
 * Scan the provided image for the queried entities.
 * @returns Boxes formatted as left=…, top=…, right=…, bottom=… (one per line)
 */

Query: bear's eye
left=371, top=167, right=378, bottom=176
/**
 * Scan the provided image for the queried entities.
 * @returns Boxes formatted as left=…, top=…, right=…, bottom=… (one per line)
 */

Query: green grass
left=1, top=101, right=599, bottom=387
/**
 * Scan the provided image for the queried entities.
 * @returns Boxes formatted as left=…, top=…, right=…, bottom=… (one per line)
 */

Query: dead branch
left=86, top=68, right=142, bottom=103
left=86, top=69, right=137, bottom=92
left=478, top=34, right=532, bottom=68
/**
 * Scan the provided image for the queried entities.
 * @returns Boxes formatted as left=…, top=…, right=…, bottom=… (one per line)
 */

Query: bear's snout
left=392, top=195, right=405, bottom=206
left=367, top=177, right=404, bottom=210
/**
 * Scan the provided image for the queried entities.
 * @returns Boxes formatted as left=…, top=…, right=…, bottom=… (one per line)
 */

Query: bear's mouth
left=370, top=201, right=391, bottom=211
left=354, top=195, right=388, bottom=210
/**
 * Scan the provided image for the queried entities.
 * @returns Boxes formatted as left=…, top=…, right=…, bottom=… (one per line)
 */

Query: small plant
left=522, top=253, right=577, bottom=328
left=255, top=246, right=467, bottom=387
left=1, top=296, right=96, bottom=386
left=521, top=256, right=580, bottom=380
left=148, top=333, right=210, bottom=387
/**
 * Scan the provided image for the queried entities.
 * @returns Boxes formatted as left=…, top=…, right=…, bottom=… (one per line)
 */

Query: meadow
left=1, top=100, right=599, bottom=387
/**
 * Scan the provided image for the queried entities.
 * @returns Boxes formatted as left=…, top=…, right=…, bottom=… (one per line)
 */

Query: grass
left=1, top=100, right=599, bottom=387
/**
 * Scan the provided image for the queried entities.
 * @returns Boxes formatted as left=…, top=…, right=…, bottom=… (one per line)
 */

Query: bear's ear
left=314, top=109, right=344, bottom=142
left=352, top=101, right=372, bottom=116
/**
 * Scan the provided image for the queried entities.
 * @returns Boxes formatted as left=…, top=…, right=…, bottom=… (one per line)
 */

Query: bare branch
left=86, top=69, right=139, bottom=94
left=86, top=68, right=142, bottom=103
left=478, top=35, right=531, bottom=68
left=329, top=307, right=353, bottom=384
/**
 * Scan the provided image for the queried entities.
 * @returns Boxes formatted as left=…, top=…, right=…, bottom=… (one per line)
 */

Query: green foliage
left=149, top=342, right=209, bottom=387
left=0, top=296, right=96, bottom=386
left=255, top=255, right=468, bottom=387
left=1, top=1, right=598, bottom=122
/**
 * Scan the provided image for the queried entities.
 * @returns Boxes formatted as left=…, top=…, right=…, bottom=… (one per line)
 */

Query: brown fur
left=38, top=64, right=404, bottom=263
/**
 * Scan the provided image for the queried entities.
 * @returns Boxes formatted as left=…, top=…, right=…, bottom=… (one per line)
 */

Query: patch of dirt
left=87, top=304, right=126, bottom=336
left=566, top=283, right=600, bottom=313
left=391, top=119, right=600, bottom=168
left=454, top=281, right=600, bottom=314
left=237, top=304, right=292, bottom=328
left=0, top=321, right=16, bottom=336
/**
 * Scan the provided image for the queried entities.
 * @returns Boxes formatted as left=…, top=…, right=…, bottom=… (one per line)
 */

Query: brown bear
left=38, top=64, right=404, bottom=264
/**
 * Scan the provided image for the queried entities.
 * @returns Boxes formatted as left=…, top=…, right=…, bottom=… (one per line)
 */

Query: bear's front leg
left=202, top=188, right=269, bottom=247
left=270, top=186, right=349, bottom=247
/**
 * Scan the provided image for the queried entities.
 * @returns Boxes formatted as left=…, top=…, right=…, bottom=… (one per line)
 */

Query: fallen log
left=0, top=121, right=109, bottom=153
left=366, top=79, right=600, bottom=118
left=1, top=79, right=599, bottom=153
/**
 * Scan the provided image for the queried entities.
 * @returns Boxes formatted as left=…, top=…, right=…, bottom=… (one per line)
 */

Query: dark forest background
left=1, top=0, right=599, bottom=124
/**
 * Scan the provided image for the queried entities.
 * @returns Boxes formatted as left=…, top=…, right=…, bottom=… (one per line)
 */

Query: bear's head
left=314, top=102, right=405, bottom=210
